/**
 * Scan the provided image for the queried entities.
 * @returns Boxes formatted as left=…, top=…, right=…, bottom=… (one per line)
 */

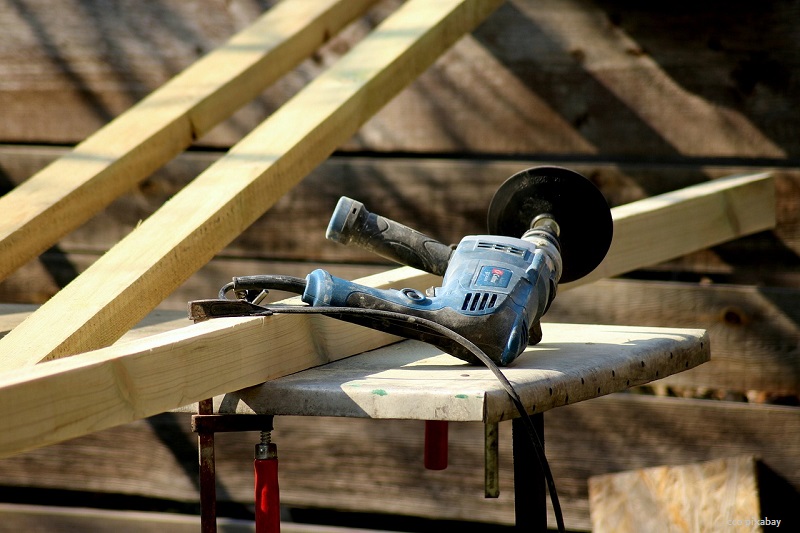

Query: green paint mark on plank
left=372, top=389, right=388, bottom=396
left=455, top=394, right=469, bottom=399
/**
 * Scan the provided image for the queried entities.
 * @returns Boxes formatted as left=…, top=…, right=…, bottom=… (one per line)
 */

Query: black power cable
left=220, top=275, right=566, bottom=532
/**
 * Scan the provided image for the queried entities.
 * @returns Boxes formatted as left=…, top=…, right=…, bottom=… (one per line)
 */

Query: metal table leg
left=197, top=399, right=217, bottom=533
left=512, top=413, right=546, bottom=531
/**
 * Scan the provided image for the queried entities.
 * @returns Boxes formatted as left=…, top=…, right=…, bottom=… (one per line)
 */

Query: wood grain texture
left=564, top=172, right=775, bottom=290
left=2, top=1, right=798, bottom=159
left=0, top=0, right=504, bottom=367
left=0, top=503, right=373, bottom=533
left=0, top=395, right=796, bottom=531
left=2, top=147, right=794, bottom=294
left=208, top=324, right=708, bottom=422
left=0, top=0, right=378, bottom=283
left=0, top=267, right=439, bottom=460
left=547, top=279, right=800, bottom=395
left=588, top=456, right=762, bottom=533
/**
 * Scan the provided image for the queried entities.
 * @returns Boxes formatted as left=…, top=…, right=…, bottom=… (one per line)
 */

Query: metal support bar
left=485, top=422, right=500, bottom=498
left=512, top=413, right=546, bottom=531
left=197, top=399, right=217, bottom=533
left=193, top=413, right=276, bottom=433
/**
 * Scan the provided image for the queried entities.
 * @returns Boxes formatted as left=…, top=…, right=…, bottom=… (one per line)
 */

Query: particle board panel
left=588, top=456, right=762, bottom=533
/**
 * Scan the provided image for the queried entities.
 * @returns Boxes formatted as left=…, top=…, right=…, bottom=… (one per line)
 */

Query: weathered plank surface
left=0, top=503, right=380, bottom=533
left=547, top=279, right=800, bottom=395
left=1, top=0, right=798, bottom=159
left=0, top=0, right=504, bottom=367
left=564, top=172, right=774, bottom=290
left=0, top=267, right=439, bottom=459
left=211, top=324, right=709, bottom=422
left=0, top=169, right=776, bottom=457
left=0, top=0, right=378, bottom=282
left=0, top=395, right=796, bottom=531
left=1, top=148, right=796, bottom=302
left=588, top=456, right=762, bottom=533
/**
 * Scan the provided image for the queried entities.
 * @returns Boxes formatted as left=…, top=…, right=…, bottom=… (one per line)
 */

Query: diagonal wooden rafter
left=0, top=0, right=506, bottom=369
left=0, top=0, right=379, bottom=282
left=0, top=172, right=775, bottom=459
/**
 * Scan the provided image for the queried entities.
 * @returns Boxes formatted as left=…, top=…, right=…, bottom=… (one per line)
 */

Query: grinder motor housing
left=304, top=227, right=561, bottom=366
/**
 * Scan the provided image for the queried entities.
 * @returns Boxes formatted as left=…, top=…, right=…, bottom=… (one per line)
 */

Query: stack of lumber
left=0, top=0, right=797, bottom=530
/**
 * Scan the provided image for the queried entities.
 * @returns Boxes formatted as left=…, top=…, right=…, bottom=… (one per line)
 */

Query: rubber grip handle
left=326, top=196, right=452, bottom=276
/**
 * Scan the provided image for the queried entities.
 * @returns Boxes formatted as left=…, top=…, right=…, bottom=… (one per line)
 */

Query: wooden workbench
left=188, top=321, right=708, bottom=531
left=209, top=323, right=709, bottom=423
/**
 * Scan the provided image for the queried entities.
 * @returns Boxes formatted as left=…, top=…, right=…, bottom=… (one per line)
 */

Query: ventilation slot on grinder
left=461, top=292, right=497, bottom=311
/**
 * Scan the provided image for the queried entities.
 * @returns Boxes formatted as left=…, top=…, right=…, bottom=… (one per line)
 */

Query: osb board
left=588, top=456, right=762, bottom=533
left=0, top=1, right=798, bottom=158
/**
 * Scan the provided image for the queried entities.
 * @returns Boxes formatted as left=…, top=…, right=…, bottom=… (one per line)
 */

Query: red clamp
left=255, top=432, right=280, bottom=533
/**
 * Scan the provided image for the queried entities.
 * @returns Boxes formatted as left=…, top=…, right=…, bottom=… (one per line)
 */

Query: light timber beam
left=0, top=0, right=379, bottom=282
left=0, top=173, right=775, bottom=459
left=0, top=0, right=505, bottom=368
left=563, top=172, right=775, bottom=290
left=0, top=268, right=436, bottom=460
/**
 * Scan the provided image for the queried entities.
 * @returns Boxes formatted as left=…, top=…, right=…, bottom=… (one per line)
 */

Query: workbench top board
left=216, top=323, right=709, bottom=423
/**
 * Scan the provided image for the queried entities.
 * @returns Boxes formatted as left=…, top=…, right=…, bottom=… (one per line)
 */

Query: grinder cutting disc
left=487, top=166, right=613, bottom=284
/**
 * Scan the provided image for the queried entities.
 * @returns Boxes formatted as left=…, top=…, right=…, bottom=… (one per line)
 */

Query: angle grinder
left=300, top=165, right=613, bottom=366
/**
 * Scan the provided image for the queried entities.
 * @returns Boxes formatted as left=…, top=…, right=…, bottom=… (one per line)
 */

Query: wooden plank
left=0, top=0, right=505, bottom=367
left=0, top=168, right=776, bottom=365
left=7, top=262, right=800, bottom=398
left=3, top=1, right=798, bottom=159
left=547, top=279, right=800, bottom=395
left=588, top=456, right=762, bottom=533
left=2, top=396, right=797, bottom=531
left=0, top=170, right=775, bottom=457
left=0, top=503, right=387, bottom=533
left=2, top=146, right=796, bottom=287
left=564, top=172, right=775, bottom=290
left=0, top=0, right=378, bottom=283
left=216, top=324, right=708, bottom=422
left=0, top=267, right=440, bottom=459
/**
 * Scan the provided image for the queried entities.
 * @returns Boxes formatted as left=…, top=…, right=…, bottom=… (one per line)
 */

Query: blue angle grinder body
left=302, top=166, right=613, bottom=366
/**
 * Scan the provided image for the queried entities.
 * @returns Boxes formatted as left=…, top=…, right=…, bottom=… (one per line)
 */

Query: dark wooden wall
left=0, top=0, right=798, bottom=530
